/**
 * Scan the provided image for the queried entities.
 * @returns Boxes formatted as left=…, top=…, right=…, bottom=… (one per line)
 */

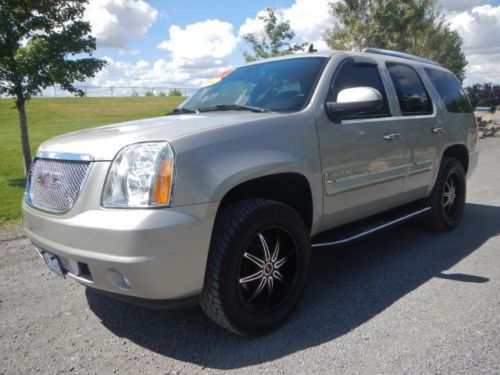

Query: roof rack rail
left=362, top=48, right=441, bottom=67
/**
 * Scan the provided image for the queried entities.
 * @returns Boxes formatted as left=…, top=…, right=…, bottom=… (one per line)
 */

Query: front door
left=315, top=57, right=408, bottom=231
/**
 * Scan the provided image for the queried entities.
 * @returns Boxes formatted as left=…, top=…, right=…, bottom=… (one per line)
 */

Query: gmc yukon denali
left=23, top=48, right=479, bottom=335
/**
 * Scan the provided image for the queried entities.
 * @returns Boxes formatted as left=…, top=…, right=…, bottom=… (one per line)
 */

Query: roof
left=244, top=48, right=447, bottom=72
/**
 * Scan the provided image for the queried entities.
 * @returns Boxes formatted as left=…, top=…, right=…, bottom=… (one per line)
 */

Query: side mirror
left=325, top=87, right=383, bottom=122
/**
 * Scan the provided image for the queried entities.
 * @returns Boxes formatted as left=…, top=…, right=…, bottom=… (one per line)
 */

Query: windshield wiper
left=167, top=107, right=198, bottom=115
left=197, top=104, right=268, bottom=113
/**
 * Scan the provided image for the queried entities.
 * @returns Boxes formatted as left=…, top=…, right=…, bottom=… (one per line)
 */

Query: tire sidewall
left=434, top=159, right=466, bottom=230
left=216, top=202, right=310, bottom=335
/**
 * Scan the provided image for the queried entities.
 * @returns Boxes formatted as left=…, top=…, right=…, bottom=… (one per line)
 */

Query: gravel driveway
left=1, top=138, right=500, bottom=374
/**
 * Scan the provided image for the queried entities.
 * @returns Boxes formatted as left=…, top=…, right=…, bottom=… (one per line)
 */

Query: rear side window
left=387, top=63, right=433, bottom=116
left=329, top=63, right=390, bottom=118
left=424, top=68, right=473, bottom=113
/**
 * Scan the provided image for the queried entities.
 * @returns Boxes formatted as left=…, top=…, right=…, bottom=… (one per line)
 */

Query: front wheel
left=199, top=199, right=310, bottom=335
left=422, top=157, right=466, bottom=232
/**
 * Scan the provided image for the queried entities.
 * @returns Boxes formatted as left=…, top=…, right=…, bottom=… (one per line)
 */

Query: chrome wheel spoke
left=239, top=270, right=263, bottom=284
left=443, top=196, right=451, bottom=208
left=271, top=236, right=280, bottom=262
left=243, top=252, right=265, bottom=268
left=258, top=233, right=271, bottom=262
left=273, top=270, right=284, bottom=282
left=274, top=256, right=287, bottom=269
left=239, top=228, right=299, bottom=312
left=444, top=181, right=452, bottom=193
left=267, top=276, right=274, bottom=295
left=248, top=277, right=267, bottom=302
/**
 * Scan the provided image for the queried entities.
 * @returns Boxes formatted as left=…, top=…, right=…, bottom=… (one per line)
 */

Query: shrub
left=168, top=88, right=182, bottom=96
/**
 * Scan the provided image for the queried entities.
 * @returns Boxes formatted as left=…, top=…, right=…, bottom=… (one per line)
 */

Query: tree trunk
left=16, top=99, right=32, bottom=176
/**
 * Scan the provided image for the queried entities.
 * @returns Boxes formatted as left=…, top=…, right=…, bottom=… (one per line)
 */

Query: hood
left=37, top=112, right=279, bottom=161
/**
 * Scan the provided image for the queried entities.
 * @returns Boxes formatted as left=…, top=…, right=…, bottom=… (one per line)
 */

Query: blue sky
left=83, top=0, right=500, bottom=88
left=121, top=0, right=291, bottom=65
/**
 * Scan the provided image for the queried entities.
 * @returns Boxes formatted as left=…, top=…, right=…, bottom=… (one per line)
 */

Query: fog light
left=108, top=269, right=131, bottom=290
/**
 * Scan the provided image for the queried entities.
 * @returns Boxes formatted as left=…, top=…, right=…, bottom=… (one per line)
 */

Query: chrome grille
left=26, top=158, right=91, bottom=213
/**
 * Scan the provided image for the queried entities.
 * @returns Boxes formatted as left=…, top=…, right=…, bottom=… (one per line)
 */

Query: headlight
left=102, top=142, right=175, bottom=208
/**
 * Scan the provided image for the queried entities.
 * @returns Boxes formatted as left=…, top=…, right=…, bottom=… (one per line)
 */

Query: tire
left=199, top=199, right=310, bottom=335
left=421, top=157, right=466, bottom=232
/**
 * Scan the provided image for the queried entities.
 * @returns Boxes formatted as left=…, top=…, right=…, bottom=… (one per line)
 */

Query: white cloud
left=86, top=0, right=158, bottom=49
left=89, top=56, right=231, bottom=89
left=282, top=0, right=335, bottom=44
left=118, top=48, right=141, bottom=56
left=239, top=0, right=335, bottom=50
left=239, top=10, right=269, bottom=39
left=157, top=19, right=238, bottom=66
left=439, top=0, right=488, bottom=12
left=449, top=5, right=500, bottom=55
left=448, top=5, right=500, bottom=84
left=463, top=52, right=500, bottom=85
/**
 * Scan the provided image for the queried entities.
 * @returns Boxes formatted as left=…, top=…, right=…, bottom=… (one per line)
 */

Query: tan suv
left=23, top=48, right=478, bottom=335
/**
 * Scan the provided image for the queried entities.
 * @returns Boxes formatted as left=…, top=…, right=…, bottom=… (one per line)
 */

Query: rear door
left=384, top=62, right=442, bottom=201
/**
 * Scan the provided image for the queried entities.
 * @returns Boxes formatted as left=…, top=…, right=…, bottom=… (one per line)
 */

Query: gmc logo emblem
left=35, top=171, right=63, bottom=188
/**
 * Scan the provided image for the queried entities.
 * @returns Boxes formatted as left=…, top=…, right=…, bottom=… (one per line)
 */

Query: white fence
left=1, top=85, right=198, bottom=98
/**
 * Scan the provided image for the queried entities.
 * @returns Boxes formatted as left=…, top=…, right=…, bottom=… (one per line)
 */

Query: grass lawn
left=0, top=96, right=185, bottom=229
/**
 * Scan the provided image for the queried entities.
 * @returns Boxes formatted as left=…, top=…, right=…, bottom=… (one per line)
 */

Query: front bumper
left=23, top=201, right=219, bottom=300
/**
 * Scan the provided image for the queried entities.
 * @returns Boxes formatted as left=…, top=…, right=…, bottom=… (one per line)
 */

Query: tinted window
left=329, top=63, right=390, bottom=118
left=387, top=63, right=433, bottom=116
left=181, top=57, right=326, bottom=112
left=425, top=68, right=473, bottom=113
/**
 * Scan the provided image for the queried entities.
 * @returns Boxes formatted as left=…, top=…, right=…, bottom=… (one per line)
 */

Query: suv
left=23, top=48, right=478, bottom=335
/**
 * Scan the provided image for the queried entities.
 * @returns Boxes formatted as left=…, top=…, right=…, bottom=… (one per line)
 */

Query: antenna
left=308, top=44, right=317, bottom=53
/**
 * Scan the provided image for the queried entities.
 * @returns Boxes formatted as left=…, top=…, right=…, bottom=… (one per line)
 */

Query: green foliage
left=145, top=90, right=155, bottom=96
left=0, top=0, right=106, bottom=100
left=466, top=83, right=500, bottom=108
left=168, top=88, right=182, bottom=96
left=0, top=0, right=107, bottom=175
left=242, top=8, right=307, bottom=62
left=324, top=0, right=467, bottom=82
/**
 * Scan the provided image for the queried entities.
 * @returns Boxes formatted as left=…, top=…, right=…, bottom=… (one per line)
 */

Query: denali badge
left=35, top=171, right=63, bottom=188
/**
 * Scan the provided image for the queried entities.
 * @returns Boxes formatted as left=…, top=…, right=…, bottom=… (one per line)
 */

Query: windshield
left=180, top=57, right=327, bottom=113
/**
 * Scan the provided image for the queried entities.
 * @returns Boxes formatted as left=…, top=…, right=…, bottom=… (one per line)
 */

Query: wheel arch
left=216, top=172, right=315, bottom=232
left=441, top=143, right=469, bottom=173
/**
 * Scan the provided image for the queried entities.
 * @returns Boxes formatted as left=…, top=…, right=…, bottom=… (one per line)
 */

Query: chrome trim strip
left=67, top=273, right=95, bottom=285
left=36, top=151, right=94, bottom=161
left=325, top=163, right=412, bottom=184
left=311, top=207, right=431, bottom=248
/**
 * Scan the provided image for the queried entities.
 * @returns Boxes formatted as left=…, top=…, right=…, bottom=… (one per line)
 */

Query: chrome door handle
left=431, top=127, right=445, bottom=134
left=383, top=132, right=401, bottom=141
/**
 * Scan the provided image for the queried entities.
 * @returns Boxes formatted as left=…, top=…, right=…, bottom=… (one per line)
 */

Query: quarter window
left=424, top=68, right=473, bottom=113
left=387, top=63, right=433, bottom=116
left=329, top=62, right=391, bottom=119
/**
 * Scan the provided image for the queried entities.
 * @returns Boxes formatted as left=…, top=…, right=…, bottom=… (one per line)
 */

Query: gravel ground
left=1, top=137, right=500, bottom=374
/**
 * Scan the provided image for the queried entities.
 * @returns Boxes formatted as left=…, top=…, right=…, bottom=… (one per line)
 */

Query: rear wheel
left=422, top=157, right=466, bottom=232
left=199, top=199, right=310, bottom=335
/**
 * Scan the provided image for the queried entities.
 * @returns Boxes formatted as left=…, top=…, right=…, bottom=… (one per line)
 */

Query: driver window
left=328, top=63, right=391, bottom=118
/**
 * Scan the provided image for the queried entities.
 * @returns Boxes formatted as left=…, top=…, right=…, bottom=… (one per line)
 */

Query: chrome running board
left=311, top=206, right=431, bottom=249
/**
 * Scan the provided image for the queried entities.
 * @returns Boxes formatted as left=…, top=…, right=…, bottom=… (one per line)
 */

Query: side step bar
left=311, top=205, right=431, bottom=249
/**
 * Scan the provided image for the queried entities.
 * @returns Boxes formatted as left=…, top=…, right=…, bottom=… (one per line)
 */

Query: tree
left=465, top=83, right=500, bottom=108
left=324, top=0, right=467, bottom=81
left=168, top=88, right=182, bottom=97
left=242, top=8, right=307, bottom=62
left=0, top=0, right=106, bottom=175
